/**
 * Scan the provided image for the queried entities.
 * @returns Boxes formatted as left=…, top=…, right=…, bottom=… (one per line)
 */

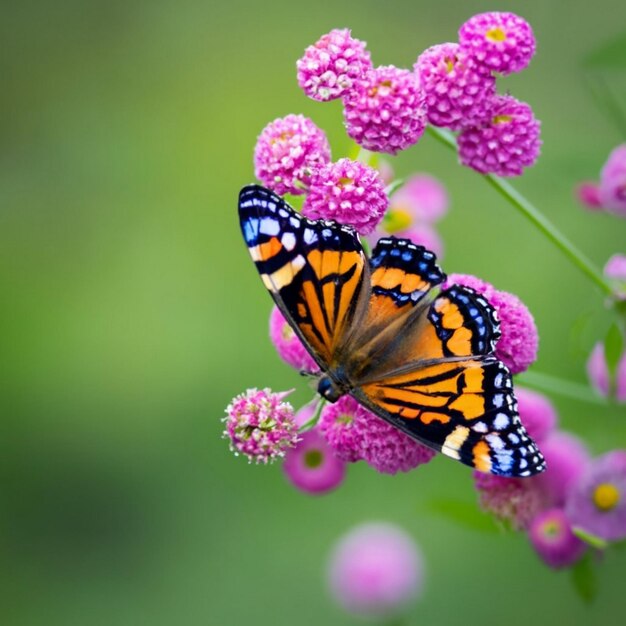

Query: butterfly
left=238, top=184, right=546, bottom=477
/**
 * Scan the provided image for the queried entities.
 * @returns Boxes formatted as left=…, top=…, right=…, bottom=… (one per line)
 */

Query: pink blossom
left=343, top=65, right=427, bottom=155
left=269, top=305, right=319, bottom=373
left=303, top=158, right=388, bottom=235
left=297, top=29, right=372, bottom=102
left=328, top=522, right=424, bottom=617
left=459, top=12, right=536, bottom=75
left=253, top=114, right=331, bottom=195
left=528, top=508, right=586, bottom=568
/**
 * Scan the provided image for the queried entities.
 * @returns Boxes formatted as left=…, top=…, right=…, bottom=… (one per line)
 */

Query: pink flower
left=283, top=405, right=346, bottom=494
left=318, top=396, right=436, bottom=474
left=297, top=29, right=372, bottom=102
left=458, top=95, right=542, bottom=177
left=303, top=158, right=389, bottom=235
left=605, top=254, right=626, bottom=299
left=328, top=522, right=424, bottom=617
left=528, top=508, right=586, bottom=569
left=474, top=471, right=545, bottom=530
left=566, top=451, right=626, bottom=542
left=318, top=396, right=364, bottom=463
left=443, top=274, right=538, bottom=374
left=515, top=387, right=557, bottom=444
left=386, top=174, right=449, bottom=224
left=535, top=431, right=591, bottom=507
left=576, top=181, right=603, bottom=210
left=369, top=174, right=448, bottom=258
left=343, top=65, right=427, bottom=155
left=459, top=12, right=536, bottom=75
left=414, top=42, right=496, bottom=130
left=223, top=388, right=299, bottom=463
left=599, top=144, right=626, bottom=216
left=269, top=305, right=319, bottom=373
left=254, top=114, right=331, bottom=195
left=586, top=342, right=626, bottom=402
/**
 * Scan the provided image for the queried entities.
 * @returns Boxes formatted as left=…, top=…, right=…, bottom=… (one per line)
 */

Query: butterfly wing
left=238, top=184, right=369, bottom=371
left=349, top=239, right=545, bottom=477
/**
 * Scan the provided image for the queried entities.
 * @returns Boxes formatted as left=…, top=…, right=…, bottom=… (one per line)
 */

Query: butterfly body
left=239, top=184, right=546, bottom=477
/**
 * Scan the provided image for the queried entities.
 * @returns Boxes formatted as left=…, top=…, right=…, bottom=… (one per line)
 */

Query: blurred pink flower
left=576, top=181, right=603, bottom=210
left=515, top=387, right=558, bottom=444
left=599, top=144, right=626, bottom=216
left=604, top=253, right=626, bottom=299
left=283, top=404, right=346, bottom=494
left=586, top=341, right=626, bottom=402
left=528, top=508, right=586, bottom=569
left=566, top=451, right=626, bottom=542
left=328, top=522, right=424, bottom=617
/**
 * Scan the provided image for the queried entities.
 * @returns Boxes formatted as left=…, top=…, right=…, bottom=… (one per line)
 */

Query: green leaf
left=570, top=553, right=597, bottom=604
left=426, top=499, right=499, bottom=533
left=604, top=322, right=624, bottom=379
left=384, top=178, right=406, bottom=198
left=573, top=526, right=609, bottom=551
left=583, top=31, right=626, bottom=69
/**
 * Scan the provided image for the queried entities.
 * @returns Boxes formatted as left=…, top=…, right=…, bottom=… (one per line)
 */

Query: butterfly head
left=317, top=375, right=344, bottom=403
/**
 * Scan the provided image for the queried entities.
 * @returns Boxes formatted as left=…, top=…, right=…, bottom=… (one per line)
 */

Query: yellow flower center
left=338, top=177, right=354, bottom=188
left=444, top=55, right=457, bottom=73
left=593, top=483, right=620, bottom=511
left=271, top=131, right=294, bottom=145
left=486, top=27, right=507, bottom=42
left=304, top=449, right=323, bottom=468
left=281, top=323, right=294, bottom=341
left=382, top=208, right=413, bottom=234
left=492, top=114, right=513, bottom=124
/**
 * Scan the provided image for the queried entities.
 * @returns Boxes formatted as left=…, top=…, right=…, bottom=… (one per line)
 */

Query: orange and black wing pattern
left=350, top=244, right=545, bottom=477
left=238, top=184, right=367, bottom=369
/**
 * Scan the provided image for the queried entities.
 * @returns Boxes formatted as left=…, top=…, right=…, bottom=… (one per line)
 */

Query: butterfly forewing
left=239, top=184, right=368, bottom=369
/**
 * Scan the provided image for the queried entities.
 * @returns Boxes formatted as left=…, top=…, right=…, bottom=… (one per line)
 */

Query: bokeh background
left=3, top=0, right=626, bottom=624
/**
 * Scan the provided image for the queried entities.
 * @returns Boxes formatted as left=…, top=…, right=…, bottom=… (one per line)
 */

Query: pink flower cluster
left=577, top=144, right=626, bottom=217
left=413, top=12, right=541, bottom=177
left=474, top=387, right=626, bottom=569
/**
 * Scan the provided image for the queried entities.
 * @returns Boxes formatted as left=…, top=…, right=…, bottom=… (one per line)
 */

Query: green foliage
left=426, top=499, right=499, bottom=533
left=570, top=553, right=598, bottom=604
left=604, top=322, right=624, bottom=380
left=583, top=31, right=626, bottom=69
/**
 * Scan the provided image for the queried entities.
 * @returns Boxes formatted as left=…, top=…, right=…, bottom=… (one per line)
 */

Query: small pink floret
left=343, top=65, right=427, bottom=155
left=297, top=29, right=372, bottom=102
left=223, top=388, right=299, bottom=464
left=459, top=12, right=536, bottom=75
left=254, top=114, right=331, bottom=195
left=415, top=42, right=496, bottom=130
left=303, top=158, right=389, bottom=235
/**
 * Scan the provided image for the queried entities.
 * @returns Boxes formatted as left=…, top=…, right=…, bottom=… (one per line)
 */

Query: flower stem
left=426, top=126, right=615, bottom=298
left=299, top=397, right=326, bottom=432
left=517, top=370, right=609, bottom=406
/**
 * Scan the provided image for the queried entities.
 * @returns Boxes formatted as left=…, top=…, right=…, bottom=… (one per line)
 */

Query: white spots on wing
left=259, top=217, right=280, bottom=236
left=494, top=413, right=509, bottom=430
left=472, top=421, right=488, bottom=433
left=281, top=232, right=296, bottom=251
left=303, top=228, right=318, bottom=244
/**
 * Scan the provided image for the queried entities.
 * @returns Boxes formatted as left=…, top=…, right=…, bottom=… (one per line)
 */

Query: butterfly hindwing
left=239, top=184, right=367, bottom=368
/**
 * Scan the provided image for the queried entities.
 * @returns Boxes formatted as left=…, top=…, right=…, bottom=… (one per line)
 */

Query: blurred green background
left=2, top=0, right=626, bottom=624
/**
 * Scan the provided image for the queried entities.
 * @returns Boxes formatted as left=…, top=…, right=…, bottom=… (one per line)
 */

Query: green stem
left=299, top=397, right=326, bottom=432
left=517, top=370, right=609, bottom=406
left=426, top=126, right=615, bottom=298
